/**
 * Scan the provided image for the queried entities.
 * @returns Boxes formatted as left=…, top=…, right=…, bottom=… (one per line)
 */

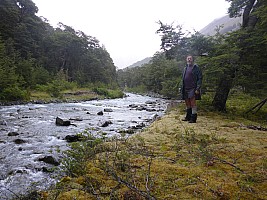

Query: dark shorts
left=184, top=88, right=195, bottom=99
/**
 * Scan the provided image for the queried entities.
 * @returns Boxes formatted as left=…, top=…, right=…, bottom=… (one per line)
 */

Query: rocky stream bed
left=0, top=93, right=169, bottom=199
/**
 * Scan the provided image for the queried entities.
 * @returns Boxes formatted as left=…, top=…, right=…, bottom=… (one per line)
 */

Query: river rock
left=101, top=120, right=113, bottom=127
left=145, top=108, right=156, bottom=112
left=136, top=106, right=146, bottom=111
left=0, top=120, right=7, bottom=125
left=69, top=117, right=83, bottom=121
left=65, top=135, right=82, bottom=142
left=104, top=108, right=113, bottom=112
left=145, top=100, right=156, bottom=104
left=8, top=132, right=20, bottom=136
left=97, top=111, right=104, bottom=115
left=56, top=117, right=71, bottom=126
left=38, top=155, right=60, bottom=166
left=13, top=139, right=26, bottom=144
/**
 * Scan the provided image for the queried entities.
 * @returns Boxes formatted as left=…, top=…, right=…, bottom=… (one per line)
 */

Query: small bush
left=93, top=87, right=109, bottom=96
left=0, top=86, right=29, bottom=101
left=93, top=87, right=124, bottom=99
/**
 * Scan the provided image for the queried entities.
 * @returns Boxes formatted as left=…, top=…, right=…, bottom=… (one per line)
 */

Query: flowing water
left=0, top=93, right=169, bottom=199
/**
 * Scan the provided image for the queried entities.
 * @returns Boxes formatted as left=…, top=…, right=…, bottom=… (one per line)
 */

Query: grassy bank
left=33, top=93, right=267, bottom=200
left=22, top=88, right=123, bottom=104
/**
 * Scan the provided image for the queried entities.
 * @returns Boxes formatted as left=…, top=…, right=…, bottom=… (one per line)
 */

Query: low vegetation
left=25, top=93, right=266, bottom=200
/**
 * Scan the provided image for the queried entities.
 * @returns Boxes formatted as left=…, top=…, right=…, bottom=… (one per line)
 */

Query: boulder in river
left=97, top=111, right=104, bottom=115
left=65, top=135, right=83, bottom=142
left=13, top=139, right=26, bottom=144
left=101, top=120, right=113, bottom=127
left=8, top=132, right=20, bottom=136
left=56, top=117, right=71, bottom=126
left=38, top=155, right=60, bottom=166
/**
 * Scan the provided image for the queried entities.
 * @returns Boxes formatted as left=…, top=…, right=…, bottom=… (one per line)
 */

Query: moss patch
left=43, top=105, right=267, bottom=200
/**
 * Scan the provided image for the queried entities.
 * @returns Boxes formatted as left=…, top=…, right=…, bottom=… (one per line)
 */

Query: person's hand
left=195, top=90, right=199, bottom=95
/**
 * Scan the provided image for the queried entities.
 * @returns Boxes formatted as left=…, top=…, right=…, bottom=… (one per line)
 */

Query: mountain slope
left=200, top=15, right=241, bottom=35
left=126, top=57, right=152, bottom=69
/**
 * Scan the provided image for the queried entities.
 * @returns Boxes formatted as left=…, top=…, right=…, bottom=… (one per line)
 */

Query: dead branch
left=107, top=168, right=157, bottom=200
left=245, top=98, right=267, bottom=114
left=213, top=157, right=244, bottom=173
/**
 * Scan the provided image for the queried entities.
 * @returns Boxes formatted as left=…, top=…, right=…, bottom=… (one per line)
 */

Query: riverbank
left=0, top=88, right=124, bottom=106
left=37, top=103, right=266, bottom=200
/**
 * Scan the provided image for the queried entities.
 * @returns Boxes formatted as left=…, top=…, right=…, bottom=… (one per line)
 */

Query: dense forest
left=117, top=0, right=267, bottom=111
left=0, top=0, right=118, bottom=101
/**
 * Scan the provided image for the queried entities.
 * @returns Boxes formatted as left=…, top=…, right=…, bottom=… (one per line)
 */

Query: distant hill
left=200, top=15, right=242, bottom=36
left=126, top=57, right=152, bottom=69
left=124, top=16, right=241, bottom=70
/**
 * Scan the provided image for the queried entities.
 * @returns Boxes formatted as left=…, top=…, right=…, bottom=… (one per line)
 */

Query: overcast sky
left=33, top=0, right=230, bottom=69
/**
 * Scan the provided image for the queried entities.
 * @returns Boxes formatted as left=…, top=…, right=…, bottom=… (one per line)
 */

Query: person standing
left=180, top=55, right=202, bottom=123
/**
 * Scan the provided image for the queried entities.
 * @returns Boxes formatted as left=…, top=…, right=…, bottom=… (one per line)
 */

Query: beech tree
left=0, top=0, right=119, bottom=101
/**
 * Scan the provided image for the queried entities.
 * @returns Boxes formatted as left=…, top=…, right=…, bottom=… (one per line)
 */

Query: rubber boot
left=182, top=108, right=192, bottom=121
left=189, top=113, right=197, bottom=123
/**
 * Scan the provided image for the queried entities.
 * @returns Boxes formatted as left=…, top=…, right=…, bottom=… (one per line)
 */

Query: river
left=0, top=93, right=169, bottom=199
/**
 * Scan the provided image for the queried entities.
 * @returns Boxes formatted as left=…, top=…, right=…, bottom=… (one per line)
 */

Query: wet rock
left=145, top=108, right=156, bottom=112
left=152, top=114, right=160, bottom=122
left=56, top=117, right=71, bottom=126
left=8, top=169, right=27, bottom=175
left=130, top=123, right=146, bottom=130
left=97, top=111, right=104, bottom=115
left=13, top=139, right=26, bottom=144
left=104, top=108, right=113, bottom=112
left=32, top=100, right=46, bottom=104
left=8, top=132, right=20, bottom=136
left=0, top=121, right=7, bottom=125
left=129, top=104, right=138, bottom=108
left=69, top=117, right=83, bottom=121
left=145, top=100, right=156, bottom=104
left=38, top=155, right=60, bottom=166
left=135, top=123, right=146, bottom=129
left=101, top=120, right=113, bottom=127
left=16, top=170, right=24, bottom=174
left=136, top=106, right=146, bottom=111
left=65, top=135, right=82, bottom=143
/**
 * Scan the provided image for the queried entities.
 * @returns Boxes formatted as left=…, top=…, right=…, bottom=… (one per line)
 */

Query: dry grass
left=43, top=105, right=267, bottom=200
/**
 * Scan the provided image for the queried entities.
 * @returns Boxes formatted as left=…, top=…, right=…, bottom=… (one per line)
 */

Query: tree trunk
left=212, top=77, right=234, bottom=112
left=241, top=0, right=262, bottom=29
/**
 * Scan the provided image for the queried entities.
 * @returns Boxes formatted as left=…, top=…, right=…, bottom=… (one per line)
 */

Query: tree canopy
left=0, top=0, right=117, bottom=101
left=118, top=0, right=267, bottom=111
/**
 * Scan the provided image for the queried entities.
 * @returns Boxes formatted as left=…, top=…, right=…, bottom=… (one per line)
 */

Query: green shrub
left=0, top=86, right=29, bottom=101
left=93, top=87, right=109, bottom=96
left=107, top=89, right=124, bottom=99
left=61, top=132, right=103, bottom=177
left=35, top=80, right=78, bottom=98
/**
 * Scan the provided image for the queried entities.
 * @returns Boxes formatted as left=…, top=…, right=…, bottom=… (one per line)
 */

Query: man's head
left=186, top=55, right=194, bottom=65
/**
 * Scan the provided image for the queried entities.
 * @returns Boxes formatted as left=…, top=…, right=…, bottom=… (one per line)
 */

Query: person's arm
left=196, top=66, right=202, bottom=91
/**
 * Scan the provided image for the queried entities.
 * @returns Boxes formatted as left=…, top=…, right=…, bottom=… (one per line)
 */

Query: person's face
left=186, top=56, right=193, bottom=64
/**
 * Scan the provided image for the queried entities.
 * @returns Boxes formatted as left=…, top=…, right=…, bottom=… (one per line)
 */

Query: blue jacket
left=180, top=64, right=202, bottom=100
